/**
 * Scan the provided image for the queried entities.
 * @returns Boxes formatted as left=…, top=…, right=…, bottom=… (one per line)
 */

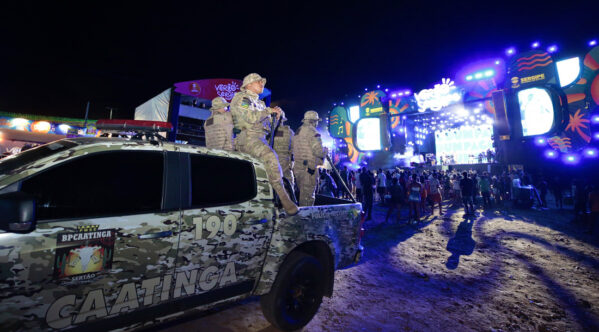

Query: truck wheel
left=260, top=251, right=325, bottom=331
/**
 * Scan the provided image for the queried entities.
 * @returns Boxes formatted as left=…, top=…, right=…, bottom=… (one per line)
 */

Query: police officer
left=230, top=73, right=299, bottom=215
left=292, top=110, right=328, bottom=206
left=204, top=97, right=234, bottom=150
left=272, top=115, right=295, bottom=189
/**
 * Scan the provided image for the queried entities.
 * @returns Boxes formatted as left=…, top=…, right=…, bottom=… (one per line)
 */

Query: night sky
left=0, top=1, right=596, bottom=128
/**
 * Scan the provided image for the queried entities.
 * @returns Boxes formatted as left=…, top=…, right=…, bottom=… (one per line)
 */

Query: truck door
left=0, top=148, right=180, bottom=330
left=176, top=152, right=275, bottom=303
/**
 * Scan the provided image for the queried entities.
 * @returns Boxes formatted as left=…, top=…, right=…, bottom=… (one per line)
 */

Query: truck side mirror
left=0, top=192, right=36, bottom=233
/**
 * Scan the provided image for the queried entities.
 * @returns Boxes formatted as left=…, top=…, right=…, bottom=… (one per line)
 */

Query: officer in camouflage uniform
left=230, top=73, right=299, bottom=215
left=292, top=110, right=328, bottom=206
left=204, top=97, right=234, bottom=150
left=272, top=115, right=295, bottom=189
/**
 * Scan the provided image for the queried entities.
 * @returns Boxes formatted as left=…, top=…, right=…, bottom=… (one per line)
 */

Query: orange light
left=32, top=121, right=51, bottom=133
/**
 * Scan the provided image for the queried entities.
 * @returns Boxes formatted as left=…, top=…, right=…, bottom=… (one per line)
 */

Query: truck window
left=20, top=151, right=164, bottom=221
left=0, top=140, right=78, bottom=174
left=189, top=154, right=256, bottom=207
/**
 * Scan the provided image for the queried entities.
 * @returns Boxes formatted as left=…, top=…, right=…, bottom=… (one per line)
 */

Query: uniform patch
left=275, top=130, right=284, bottom=137
left=315, top=134, right=321, bottom=137
left=205, top=118, right=214, bottom=126
left=54, top=226, right=116, bottom=282
left=240, top=98, right=251, bottom=109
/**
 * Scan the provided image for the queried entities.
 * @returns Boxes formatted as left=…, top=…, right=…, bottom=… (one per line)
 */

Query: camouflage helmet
left=302, top=110, right=321, bottom=122
left=210, top=97, right=230, bottom=110
left=241, top=73, right=267, bottom=89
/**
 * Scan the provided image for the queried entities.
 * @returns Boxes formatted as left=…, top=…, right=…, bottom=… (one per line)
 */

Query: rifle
left=325, top=154, right=356, bottom=203
left=269, top=113, right=281, bottom=148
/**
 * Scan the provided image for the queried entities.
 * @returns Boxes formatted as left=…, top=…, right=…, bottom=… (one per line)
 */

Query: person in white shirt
left=377, top=168, right=387, bottom=202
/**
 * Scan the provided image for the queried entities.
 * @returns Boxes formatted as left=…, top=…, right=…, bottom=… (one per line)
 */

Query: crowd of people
left=318, top=165, right=599, bottom=233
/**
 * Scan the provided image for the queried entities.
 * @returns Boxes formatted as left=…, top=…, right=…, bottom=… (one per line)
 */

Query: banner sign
left=508, top=50, right=557, bottom=89
left=174, top=78, right=243, bottom=102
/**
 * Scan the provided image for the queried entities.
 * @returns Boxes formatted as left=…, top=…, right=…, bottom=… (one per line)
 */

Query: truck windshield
left=0, top=140, right=78, bottom=174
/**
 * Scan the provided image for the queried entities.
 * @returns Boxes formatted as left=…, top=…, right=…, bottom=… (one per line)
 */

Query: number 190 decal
left=193, top=215, right=237, bottom=240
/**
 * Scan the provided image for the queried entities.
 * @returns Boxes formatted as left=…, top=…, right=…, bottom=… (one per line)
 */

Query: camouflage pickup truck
left=0, top=137, right=363, bottom=331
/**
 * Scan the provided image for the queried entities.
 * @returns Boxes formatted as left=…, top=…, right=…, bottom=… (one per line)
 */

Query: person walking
left=385, top=178, right=405, bottom=223
left=460, top=172, right=475, bottom=215
left=204, top=97, right=234, bottom=151
left=355, top=168, right=363, bottom=203
left=479, top=173, right=491, bottom=208
left=230, top=73, right=298, bottom=215
left=408, top=174, right=423, bottom=223
left=377, top=168, right=387, bottom=204
left=429, top=173, right=443, bottom=215
left=292, top=110, right=328, bottom=206
left=360, top=168, right=375, bottom=220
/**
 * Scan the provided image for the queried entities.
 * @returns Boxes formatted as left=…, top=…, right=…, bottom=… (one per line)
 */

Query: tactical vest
left=230, top=91, right=271, bottom=136
left=292, top=124, right=321, bottom=170
left=273, top=125, right=293, bottom=164
left=204, top=111, right=233, bottom=149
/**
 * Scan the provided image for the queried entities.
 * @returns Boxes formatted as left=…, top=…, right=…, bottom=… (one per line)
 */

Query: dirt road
left=159, top=203, right=599, bottom=332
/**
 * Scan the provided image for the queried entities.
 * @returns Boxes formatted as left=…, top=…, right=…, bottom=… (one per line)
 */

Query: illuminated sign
left=359, top=90, right=386, bottom=118
left=414, top=78, right=462, bottom=112
left=521, top=74, right=545, bottom=84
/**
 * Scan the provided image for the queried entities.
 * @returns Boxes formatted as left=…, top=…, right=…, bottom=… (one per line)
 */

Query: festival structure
left=328, top=40, right=599, bottom=171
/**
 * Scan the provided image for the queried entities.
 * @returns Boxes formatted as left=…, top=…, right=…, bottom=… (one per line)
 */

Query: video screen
left=355, top=118, right=382, bottom=151
left=435, top=124, right=493, bottom=164
left=517, top=88, right=555, bottom=137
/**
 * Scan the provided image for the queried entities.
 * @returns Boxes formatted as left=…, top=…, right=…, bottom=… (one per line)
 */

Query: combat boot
left=272, top=182, right=299, bottom=215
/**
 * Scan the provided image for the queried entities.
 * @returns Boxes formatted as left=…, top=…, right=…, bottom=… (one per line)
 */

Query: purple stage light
left=341, top=102, right=344, bottom=105
left=385, top=88, right=389, bottom=92
left=592, top=115, right=599, bottom=123
left=398, top=92, right=404, bottom=96
left=405, top=90, right=411, bottom=95
left=547, top=45, right=558, bottom=53
left=584, top=148, right=598, bottom=158
left=531, top=41, right=540, bottom=48
left=505, top=47, right=516, bottom=56
left=364, top=88, right=368, bottom=91
left=377, top=85, right=380, bottom=88
left=590, top=40, right=597, bottom=47
left=391, top=93, right=397, bottom=98
left=544, top=150, right=558, bottom=159
left=333, top=103, right=337, bottom=106
left=535, top=137, right=547, bottom=146
left=563, top=153, right=579, bottom=164
left=495, top=60, right=501, bottom=65
left=594, top=132, right=599, bottom=140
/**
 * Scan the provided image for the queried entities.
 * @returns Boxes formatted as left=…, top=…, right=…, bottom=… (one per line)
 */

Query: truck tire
left=260, top=251, right=325, bottom=331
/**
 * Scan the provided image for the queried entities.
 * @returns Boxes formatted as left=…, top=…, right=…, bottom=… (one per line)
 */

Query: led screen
left=517, top=88, right=554, bottom=137
left=349, top=105, right=360, bottom=123
left=435, top=125, right=493, bottom=164
left=355, top=118, right=381, bottom=151
left=556, top=57, right=580, bottom=87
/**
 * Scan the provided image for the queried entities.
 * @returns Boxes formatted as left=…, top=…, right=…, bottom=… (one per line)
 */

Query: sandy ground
left=158, top=200, right=599, bottom=332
